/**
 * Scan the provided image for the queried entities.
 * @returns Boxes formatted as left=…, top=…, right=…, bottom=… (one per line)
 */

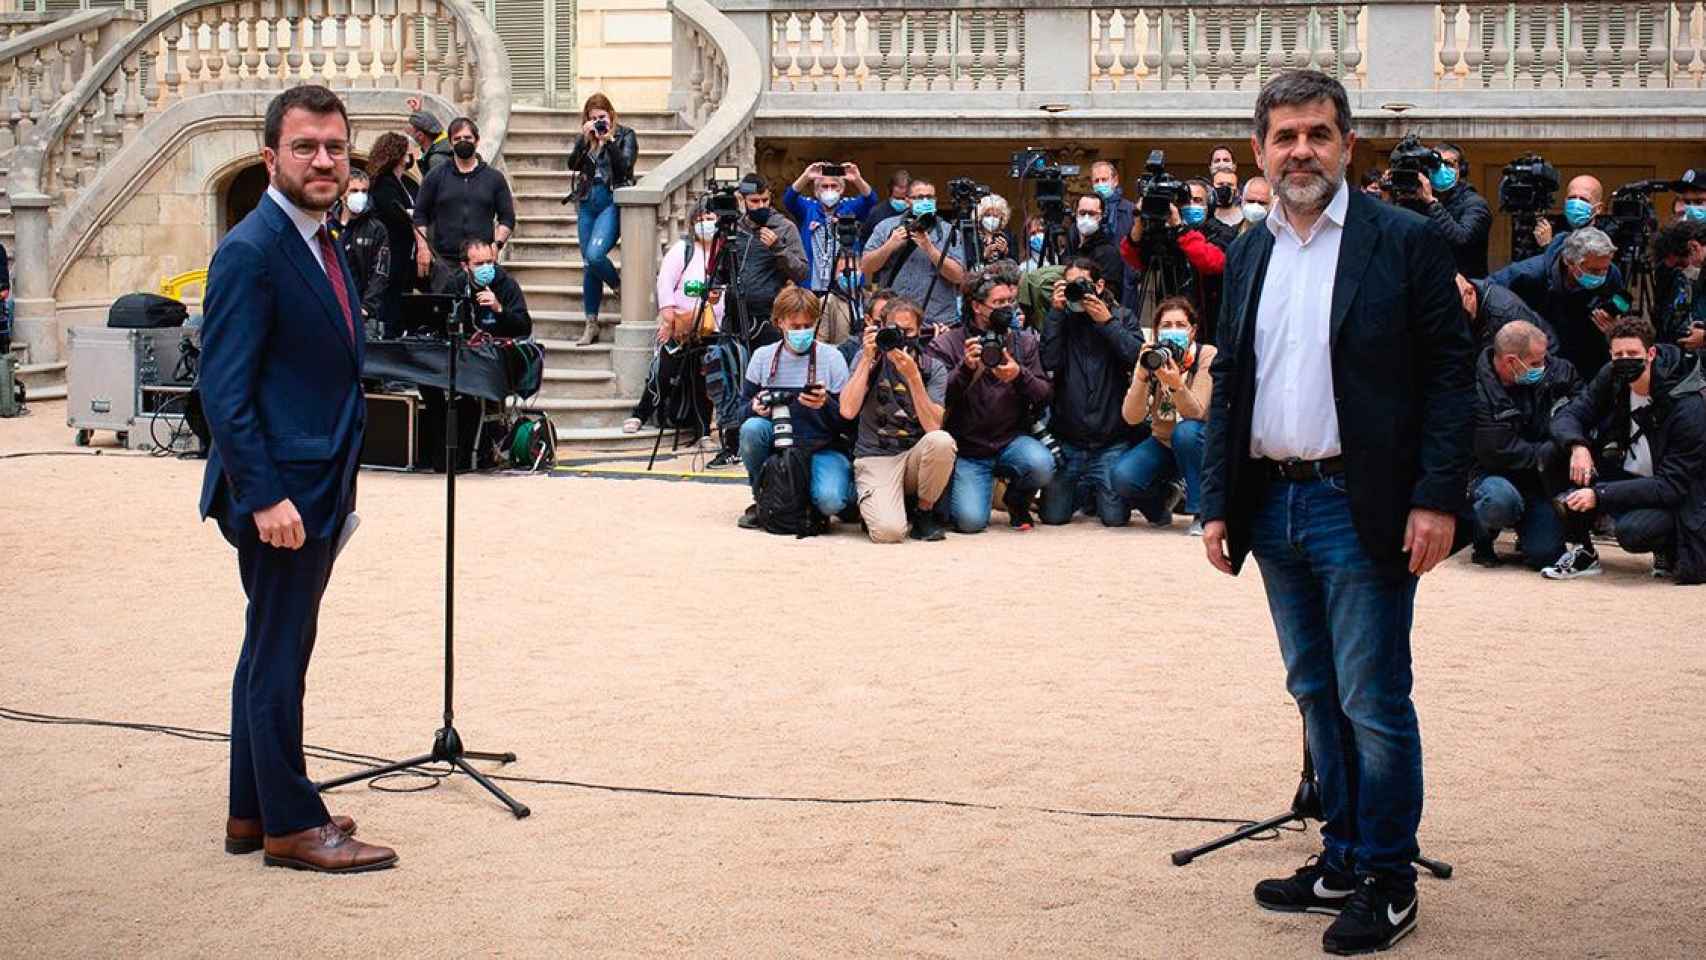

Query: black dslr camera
left=1139, top=338, right=1185, bottom=372
left=1386, top=135, right=1442, bottom=206
left=875, top=325, right=934, bottom=352
left=593, top=117, right=610, bottom=136
left=976, top=329, right=1008, bottom=369
left=1064, top=277, right=1094, bottom=306
left=1136, top=150, right=1187, bottom=224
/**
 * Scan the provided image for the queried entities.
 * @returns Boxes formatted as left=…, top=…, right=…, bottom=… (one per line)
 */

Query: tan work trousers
left=853, top=430, right=957, bottom=543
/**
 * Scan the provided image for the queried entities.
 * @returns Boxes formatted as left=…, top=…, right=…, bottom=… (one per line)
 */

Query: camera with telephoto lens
left=976, top=329, right=1007, bottom=369
left=1497, top=154, right=1559, bottom=214
left=1386, top=135, right=1442, bottom=204
left=1139, top=339, right=1186, bottom=372
left=758, top=388, right=804, bottom=449
left=1136, top=150, right=1187, bottom=224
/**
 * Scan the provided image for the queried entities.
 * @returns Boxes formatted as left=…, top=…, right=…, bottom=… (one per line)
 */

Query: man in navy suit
left=1200, top=71, right=1475, bottom=954
left=199, top=85, right=397, bottom=873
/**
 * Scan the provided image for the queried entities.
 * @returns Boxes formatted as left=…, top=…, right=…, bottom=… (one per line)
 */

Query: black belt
left=1259, top=456, right=1345, bottom=482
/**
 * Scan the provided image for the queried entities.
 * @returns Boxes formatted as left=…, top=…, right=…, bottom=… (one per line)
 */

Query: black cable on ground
left=0, top=450, right=107, bottom=460
left=0, top=705, right=1299, bottom=837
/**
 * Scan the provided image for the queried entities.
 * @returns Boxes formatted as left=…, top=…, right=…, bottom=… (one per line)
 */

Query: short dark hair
left=869, top=287, right=898, bottom=307
left=880, top=296, right=924, bottom=327
left=347, top=169, right=370, bottom=184
left=1254, top=70, right=1351, bottom=145
left=1152, top=295, right=1201, bottom=334
left=1064, top=256, right=1102, bottom=283
left=1436, top=141, right=1467, bottom=170
left=889, top=169, right=912, bottom=188
left=1210, top=144, right=1235, bottom=160
left=1360, top=168, right=1384, bottom=188
left=1651, top=219, right=1706, bottom=261
left=461, top=237, right=496, bottom=260
left=264, top=84, right=349, bottom=151
left=1078, top=192, right=1105, bottom=215
left=1608, top=316, right=1656, bottom=349
left=448, top=116, right=479, bottom=140
left=739, top=172, right=768, bottom=194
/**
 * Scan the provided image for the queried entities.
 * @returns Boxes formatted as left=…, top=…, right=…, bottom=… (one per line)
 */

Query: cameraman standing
left=1067, top=193, right=1126, bottom=299
left=1120, top=188, right=1227, bottom=335
left=927, top=266, right=1054, bottom=532
left=1037, top=258, right=1146, bottom=527
left=861, top=179, right=967, bottom=328
left=1489, top=226, right=1622, bottom=379
left=1532, top=175, right=1607, bottom=250
left=783, top=161, right=876, bottom=297
left=727, top=174, right=808, bottom=347
left=1416, top=142, right=1493, bottom=279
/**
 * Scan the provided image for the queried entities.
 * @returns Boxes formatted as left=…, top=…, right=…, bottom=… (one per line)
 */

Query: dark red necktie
left=316, top=225, right=355, bottom=341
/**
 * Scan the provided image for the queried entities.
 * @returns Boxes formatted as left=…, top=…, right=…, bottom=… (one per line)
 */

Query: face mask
left=1212, top=185, right=1236, bottom=208
left=1574, top=268, right=1607, bottom=290
left=1241, top=202, right=1269, bottom=225
left=1563, top=198, right=1594, bottom=228
left=1028, top=234, right=1045, bottom=254
left=1093, top=183, right=1115, bottom=200
left=345, top=191, right=369, bottom=215
left=1611, top=356, right=1647, bottom=384
left=1513, top=360, right=1545, bottom=386
left=1182, top=205, right=1208, bottom=226
left=1158, top=330, right=1191, bottom=352
left=784, top=328, right=816, bottom=354
left=693, top=220, right=718, bottom=241
left=471, top=263, right=497, bottom=287
left=1430, top=165, right=1458, bottom=191
left=818, top=189, right=842, bottom=208
left=452, top=140, right=477, bottom=161
left=911, top=198, right=936, bottom=217
left=835, top=271, right=865, bottom=292
left=747, top=206, right=771, bottom=227
left=1686, top=204, right=1706, bottom=223
left=986, top=306, right=1015, bottom=330
left=890, top=197, right=909, bottom=212
left=981, top=216, right=1002, bottom=234
left=1076, top=215, right=1100, bottom=237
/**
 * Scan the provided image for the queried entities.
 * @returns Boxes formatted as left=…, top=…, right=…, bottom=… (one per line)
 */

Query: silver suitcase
left=66, top=326, right=186, bottom=445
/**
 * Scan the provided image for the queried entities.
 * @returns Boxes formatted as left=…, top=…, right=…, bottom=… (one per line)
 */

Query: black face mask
left=452, top=141, right=477, bottom=161
left=748, top=206, right=771, bottom=227
left=986, top=306, right=1015, bottom=330
left=1611, top=357, right=1647, bottom=384
left=1212, top=185, right=1235, bottom=208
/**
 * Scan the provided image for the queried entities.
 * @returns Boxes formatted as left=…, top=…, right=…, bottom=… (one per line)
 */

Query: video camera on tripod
left=1135, top=150, right=1188, bottom=227
left=1012, top=147, right=1079, bottom=227
left=1386, top=135, right=1442, bottom=208
left=1607, top=179, right=1667, bottom=317
left=1497, top=153, right=1560, bottom=263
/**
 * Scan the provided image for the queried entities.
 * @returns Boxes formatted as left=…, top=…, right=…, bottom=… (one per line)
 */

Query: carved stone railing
left=609, top=0, right=760, bottom=397
left=1087, top=5, right=1364, bottom=90
left=0, top=11, right=57, bottom=43
left=0, top=7, right=145, bottom=154
left=1436, top=2, right=1706, bottom=89
left=768, top=9, right=1026, bottom=92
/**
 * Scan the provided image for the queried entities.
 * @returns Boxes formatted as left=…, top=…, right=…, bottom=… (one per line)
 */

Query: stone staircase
left=502, top=105, right=690, bottom=447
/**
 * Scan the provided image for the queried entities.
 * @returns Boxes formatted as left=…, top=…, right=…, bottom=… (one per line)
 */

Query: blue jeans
left=578, top=184, right=621, bottom=319
left=946, top=435, right=1056, bottom=533
left=1471, top=475, right=1566, bottom=569
left=1249, top=475, right=1423, bottom=885
left=738, top=418, right=853, bottom=517
left=1039, top=441, right=1132, bottom=526
left=1109, top=419, right=1206, bottom=523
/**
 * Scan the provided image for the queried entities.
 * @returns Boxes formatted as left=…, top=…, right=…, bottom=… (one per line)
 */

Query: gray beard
left=1268, top=162, right=1344, bottom=218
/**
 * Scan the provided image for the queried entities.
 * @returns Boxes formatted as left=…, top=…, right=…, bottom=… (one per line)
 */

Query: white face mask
left=981, top=216, right=1002, bottom=234
left=1241, top=202, right=1268, bottom=224
left=1076, top=215, right=1100, bottom=237
left=345, top=191, right=369, bottom=215
left=818, top=189, right=842, bottom=208
left=693, top=220, right=718, bottom=241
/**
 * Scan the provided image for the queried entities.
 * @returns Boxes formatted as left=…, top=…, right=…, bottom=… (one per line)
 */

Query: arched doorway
left=221, top=163, right=270, bottom=238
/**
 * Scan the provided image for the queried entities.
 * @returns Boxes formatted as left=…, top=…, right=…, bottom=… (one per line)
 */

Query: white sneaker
left=1541, top=545, right=1602, bottom=580
left=621, top=417, right=642, bottom=434
left=1188, top=518, right=1204, bottom=537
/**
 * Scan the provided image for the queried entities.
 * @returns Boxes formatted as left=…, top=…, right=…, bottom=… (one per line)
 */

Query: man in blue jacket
left=1488, top=226, right=1622, bottom=382
left=783, top=160, right=876, bottom=296
left=198, top=85, right=397, bottom=874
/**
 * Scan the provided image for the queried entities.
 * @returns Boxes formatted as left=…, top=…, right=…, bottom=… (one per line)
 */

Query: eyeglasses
left=285, top=139, right=349, bottom=162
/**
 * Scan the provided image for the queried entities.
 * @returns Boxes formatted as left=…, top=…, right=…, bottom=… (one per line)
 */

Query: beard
left=272, top=164, right=345, bottom=214
left=1266, top=154, right=1344, bottom=217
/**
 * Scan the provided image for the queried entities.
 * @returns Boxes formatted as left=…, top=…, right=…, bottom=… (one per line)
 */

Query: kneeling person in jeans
left=1111, top=296, right=1216, bottom=533
left=840, top=297, right=956, bottom=542
left=738, top=287, right=854, bottom=529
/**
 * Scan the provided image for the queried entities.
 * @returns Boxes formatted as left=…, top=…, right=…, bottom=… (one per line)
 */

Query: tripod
left=1170, top=718, right=1451, bottom=879
left=316, top=292, right=530, bottom=818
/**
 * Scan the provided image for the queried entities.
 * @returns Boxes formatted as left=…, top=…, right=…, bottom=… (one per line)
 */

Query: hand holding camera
left=1081, top=291, right=1112, bottom=325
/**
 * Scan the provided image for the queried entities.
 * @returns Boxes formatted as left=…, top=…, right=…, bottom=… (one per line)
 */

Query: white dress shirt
left=267, top=184, right=330, bottom=274
left=1249, top=179, right=1350, bottom=461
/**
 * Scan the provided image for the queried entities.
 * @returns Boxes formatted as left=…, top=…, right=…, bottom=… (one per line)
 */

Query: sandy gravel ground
left=2, top=401, right=1702, bottom=959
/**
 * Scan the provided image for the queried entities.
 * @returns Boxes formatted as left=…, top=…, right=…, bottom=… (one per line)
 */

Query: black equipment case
left=108, top=292, right=188, bottom=329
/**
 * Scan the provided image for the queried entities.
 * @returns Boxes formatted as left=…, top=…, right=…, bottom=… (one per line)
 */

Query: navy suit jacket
left=199, top=193, right=366, bottom=541
left=1200, top=189, right=1476, bottom=576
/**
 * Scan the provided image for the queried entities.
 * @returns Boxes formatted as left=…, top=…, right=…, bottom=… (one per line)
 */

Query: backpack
left=700, top=335, right=750, bottom=433
left=754, top=446, right=823, bottom=537
left=108, top=292, right=188, bottom=329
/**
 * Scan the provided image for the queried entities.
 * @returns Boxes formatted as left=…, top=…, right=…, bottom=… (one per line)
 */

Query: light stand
left=317, top=291, right=530, bottom=818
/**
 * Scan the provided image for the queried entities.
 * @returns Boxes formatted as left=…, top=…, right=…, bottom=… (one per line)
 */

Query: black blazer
left=368, top=170, right=419, bottom=296
left=1200, top=189, right=1476, bottom=576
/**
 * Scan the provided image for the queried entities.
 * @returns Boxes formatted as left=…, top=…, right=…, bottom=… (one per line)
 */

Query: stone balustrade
left=1437, top=2, right=1706, bottom=89
left=0, top=8, right=144, bottom=154
left=1086, top=5, right=1364, bottom=91
left=768, top=9, right=1026, bottom=93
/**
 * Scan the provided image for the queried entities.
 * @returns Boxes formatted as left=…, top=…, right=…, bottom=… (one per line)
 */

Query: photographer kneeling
left=1546, top=316, right=1706, bottom=582
left=737, top=287, right=854, bottom=529
left=839, top=297, right=955, bottom=542
left=1038, top=258, right=1146, bottom=527
left=1110, top=297, right=1215, bottom=533
left=927, top=266, right=1055, bottom=532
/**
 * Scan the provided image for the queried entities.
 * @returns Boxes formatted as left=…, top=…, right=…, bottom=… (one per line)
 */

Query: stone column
left=1024, top=8, right=1090, bottom=95
left=9, top=191, right=59, bottom=364
left=611, top=199, right=660, bottom=398
left=1364, top=1, right=1441, bottom=91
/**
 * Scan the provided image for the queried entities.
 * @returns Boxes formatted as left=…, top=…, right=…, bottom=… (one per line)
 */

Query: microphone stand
left=317, top=285, right=530, bottom=818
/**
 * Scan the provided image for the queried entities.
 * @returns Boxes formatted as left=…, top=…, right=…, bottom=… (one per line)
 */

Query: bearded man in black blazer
left=1199, top=70, right=1475, bottom=956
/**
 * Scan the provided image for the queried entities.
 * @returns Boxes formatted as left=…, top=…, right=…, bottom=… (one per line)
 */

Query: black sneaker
left=1004, top=487, right=1035, bottom=531
left=1470, top=540, right=1501, bottom=568
left=1541, top=544, right=1601, bottom=580
left=909, top=511, right=947, bottom=542
left=1253, top=856, right=1357, bottom=916
left=1322, top=875, right=1419, bottom=956
left=737, top=504, right=761, bottom=530
left=1652, top=550, right=1676, bottom=580
left=706, top=451, right=741, bottom=470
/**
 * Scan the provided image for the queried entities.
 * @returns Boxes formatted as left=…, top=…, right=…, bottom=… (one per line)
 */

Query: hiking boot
left=1322, top=875, right=1419, bottom=956
left=909, top=511, right=947, bottom=542
left=737, top=504, right=760, bottom=530
left=1541, top=544, right=1601, bottom=580
left=1253, top=856, right=1357, bottom=916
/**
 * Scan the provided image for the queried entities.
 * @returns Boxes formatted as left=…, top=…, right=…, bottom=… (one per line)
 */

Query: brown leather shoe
left=262, top=823, right=397, bottom=874
left=225, top=815, right=356, bottom=855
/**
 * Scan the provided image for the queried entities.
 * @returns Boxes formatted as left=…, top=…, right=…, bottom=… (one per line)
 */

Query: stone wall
left=575, top=0, right=671, bottom=110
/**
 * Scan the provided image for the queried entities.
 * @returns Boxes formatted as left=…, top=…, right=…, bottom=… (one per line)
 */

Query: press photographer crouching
left=926, top=266, right=1054, bottom=532
left=1037, top=258, right=1146, bottom=527
left=1111, top=297, right=1215, bottom=533
left=839, top=297, right=956, bottom=542
left=1651, top=219, right=1706, bottom=352
left=727, top=173, right=809, bottom=347
left=737, top=287, right=854, bottom=530
left=1489, top=226, right=1623, bottom=381
left=1467, top=320, right=1585, bottom=569
left=1546, top=317, right=1706, bottom=582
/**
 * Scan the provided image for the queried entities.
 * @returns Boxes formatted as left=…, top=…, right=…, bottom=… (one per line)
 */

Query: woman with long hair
left=1110, top=295, right=1217, bottom=534
left=364, top=131, right=418, bottom=337
left=565, top=92, right=639, bottom=345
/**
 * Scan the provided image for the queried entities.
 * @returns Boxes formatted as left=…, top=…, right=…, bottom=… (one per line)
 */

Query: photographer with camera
left=860, top=178, right=967, bottom=328
left=863, top=169, right=912, bottom=243
left=622, top=207, right=726, bottom=436
left=1545, top=316, right=1706, bottom=582
left=563, top=94, right=637, bottom=345
left=1418, top=142, right=1493, bottom=279
left=1067, top=192, right=1127, bottom=297
left=926, top=266, right=1054, bottom=532
left=1120, top=178, right=1227, bottom=334
left=838, top=297, right=956, bottom=542
left=1652, top=219, right=1706, bottom=352
left=1036, top=258, right=1146, bottom=527
left=1089, top=161, right=1138, bottom=244
left=1489, top=226, right=1622, bottom=380
left=1532, top=175, right=1607, bottom=250
left=784, top=161, right=876, bottom=296
left=1111, top=296, right=1215, bottom=533
left=725, top=173, right=808, bottom=347
left=736, top=287, right=854, bottom=530
left=1467, top=320, right=1585, bottom=569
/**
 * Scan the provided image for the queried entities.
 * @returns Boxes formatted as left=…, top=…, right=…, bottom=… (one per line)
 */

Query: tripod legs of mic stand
left=318, top=725, right=531, bottom=819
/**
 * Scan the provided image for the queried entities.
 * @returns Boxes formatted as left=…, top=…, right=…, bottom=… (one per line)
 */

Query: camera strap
left=765, top=337, right=818, bottom=388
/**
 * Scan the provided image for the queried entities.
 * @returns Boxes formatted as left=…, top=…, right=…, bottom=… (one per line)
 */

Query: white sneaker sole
left=1541, top=565, right=1602, bottom=580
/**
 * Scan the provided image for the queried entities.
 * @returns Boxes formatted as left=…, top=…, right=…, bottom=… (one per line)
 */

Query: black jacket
left=414, top=159, right=517, bottom=261
left=368, top=171, right=418, bottom=296
left=418, top=136, right=455, bottom=178
left=1552, top=344, right=1706, bottom=582
left=727, top=211, right=809, bottom=327
left=1426, top=182, right=1493, bottom=279
left=1472, top=347, right=1582, bottom=491
left=1070, top=229, right=1127, bottom=303
left=1488, top=246, right=1624, bottom=383
left=564, top=126, right=639, bottom=203
left=1202, top=190, right=1476, bottom=576
left=459, top=266, right=532, bottom=339
left=1040, top=302, right=1146, bottom=447
left=1468, top=276, right=1555, bottom=347
left=335, top=213, right=391, bottom=321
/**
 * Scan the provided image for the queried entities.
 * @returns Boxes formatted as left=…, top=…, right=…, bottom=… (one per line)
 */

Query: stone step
left=503, top=146, right=676, bottom=174
left=514, top=193, right=581, bottom=219
left=508, top=107, right=682, bottom=133
left=521, top=395, right=635, bottom=430
left=503, top=259, right=613, bottom=289
left=518, top=285, right=614, bottom=317
left=531, top=310, right=613, bottom=341
left=535, top=338, right=615, bottom=371
left=544, top=424, right=666, bottom=451
left=534, top=366, right=621, bottom=400
left=502, top=127, right=694, bottom=154
left=504, top=235, right=617, bottom=263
